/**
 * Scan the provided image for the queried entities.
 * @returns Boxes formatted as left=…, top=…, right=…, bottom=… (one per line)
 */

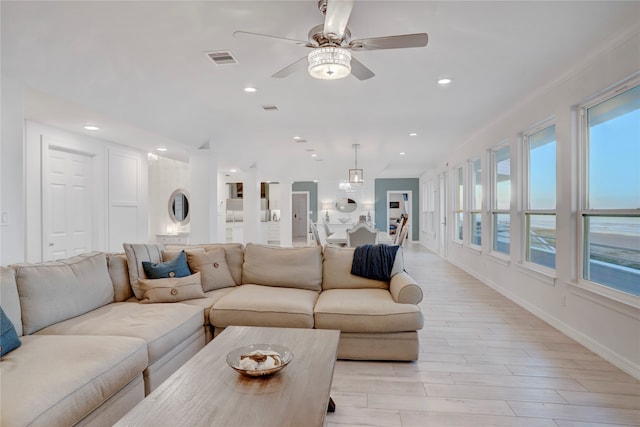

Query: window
left=491, top=144, right=511, bottom=255
left=469, top=158, right=482, bottom=246
left=454, top=166, right=464, bottom=242
left=524, top=123, right=556, bottom=269
left=580, top=82, right=640, bottom=297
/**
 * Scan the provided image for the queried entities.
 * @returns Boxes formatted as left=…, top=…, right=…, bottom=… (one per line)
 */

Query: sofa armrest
left=389, top=272, right=423, bottom=304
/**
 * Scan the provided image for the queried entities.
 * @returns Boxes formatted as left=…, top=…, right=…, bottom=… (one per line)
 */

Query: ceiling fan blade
left=349, top=33, right=428, bottom=51
left=233, top=30, right=310, bottom=47
left=271, top=56, right=308, bottom=78
left=323, top=0, right=354, bottom=39
left=349, top=56, right=375, bottom=81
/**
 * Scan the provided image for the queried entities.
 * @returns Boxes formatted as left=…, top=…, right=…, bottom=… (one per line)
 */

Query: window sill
left=568, top=280, right=640, bottom=312
left=517, top=262, right=557, bottom=287
left=451, top=240, right=463, bottom=247
left=487, top=252, right=510, bottom=267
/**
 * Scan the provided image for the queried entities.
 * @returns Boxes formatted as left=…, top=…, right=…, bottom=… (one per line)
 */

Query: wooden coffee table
left=115, top=326, right=341, bottom=427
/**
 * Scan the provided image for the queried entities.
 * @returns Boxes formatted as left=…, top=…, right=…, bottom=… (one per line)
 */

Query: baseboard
left=446, top=258, right=640, bottom=380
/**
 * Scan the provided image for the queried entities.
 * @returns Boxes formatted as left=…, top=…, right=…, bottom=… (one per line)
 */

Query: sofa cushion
left=0, top=307, right=21, bottom=356
left=14, top=252, right=115, bottom=335
left=322, top=245, right=389, bottom=290
left=35, top=302, right=203, bottom=364
left=242, top=244, right=322, bottom=291
left=0, top=267, right=22, bottom=336
left=179, top=288, right=236, bottom=325
left=0, top=335, right=147, bottom=427
left=123, top=243, right=164, bottom=299
left=314, top=289, right=424, bottom=333
left=165, top=243, right=244, bottom=285
left=142, top=250, right=191, bottom=279
left=106, top=253, right=133, bottom=302
left=139, top=273, right=205, bottom=304
left=210, top=284, right=318, bottom=328
left=185, top=249, right=236, bottom=291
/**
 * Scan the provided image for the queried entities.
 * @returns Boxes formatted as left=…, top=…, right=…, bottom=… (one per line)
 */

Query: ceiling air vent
left=261, top=105, right=279, bottom=112
left=205, top=51, right=238, bottom=65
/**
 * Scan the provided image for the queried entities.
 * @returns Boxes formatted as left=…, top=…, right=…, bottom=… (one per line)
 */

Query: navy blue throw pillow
left=1, top=306, right=21, bottom=357
left=142, top=250, right=191, bottom=279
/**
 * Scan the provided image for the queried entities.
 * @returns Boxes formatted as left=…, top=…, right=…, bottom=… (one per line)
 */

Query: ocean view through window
left=581, top=83, right=640, bottom=297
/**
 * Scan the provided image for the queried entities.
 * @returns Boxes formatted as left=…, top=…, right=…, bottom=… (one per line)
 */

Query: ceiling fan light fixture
left=307, top=47, right=351, bottom=80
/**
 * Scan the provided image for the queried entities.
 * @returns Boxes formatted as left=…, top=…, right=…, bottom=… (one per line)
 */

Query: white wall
left=148, top=155, right=190, bottom=239
left=419, top=30, right=640, bottom=377
left=0, top=77, right=25, bottom=265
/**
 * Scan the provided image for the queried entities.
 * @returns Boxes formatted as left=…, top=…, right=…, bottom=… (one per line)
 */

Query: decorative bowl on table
left=226, top=344, right=293, bottom=377
left=338, top=218, right=350, bottom=223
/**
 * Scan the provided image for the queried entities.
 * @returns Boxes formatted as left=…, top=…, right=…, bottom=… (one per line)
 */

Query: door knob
left=49, top=243, right=54, bottom=246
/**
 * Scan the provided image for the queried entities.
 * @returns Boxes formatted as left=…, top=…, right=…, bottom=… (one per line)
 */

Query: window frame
left=489, top=141, right=511, bottom=258
left=453, top=165, right=465, bottom=243
left=468, top=157, right=482, bottom=248
left=577, top=76, right=640, bottom=306
left=521, top=118, right=557, bottom=273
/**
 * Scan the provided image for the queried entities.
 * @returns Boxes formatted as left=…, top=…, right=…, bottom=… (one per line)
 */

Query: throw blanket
left=351, top=244, right=400, bottom=282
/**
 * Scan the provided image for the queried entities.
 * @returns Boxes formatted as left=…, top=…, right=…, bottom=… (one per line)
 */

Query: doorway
left=387, top=190, right=412, bottom=241
left=43, top=146, right=93, bottom=260
left=292, top=192, right=309, bottom=245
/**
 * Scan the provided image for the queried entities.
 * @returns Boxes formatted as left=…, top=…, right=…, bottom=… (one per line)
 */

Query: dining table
left=325, top=229, right=394, bottom=246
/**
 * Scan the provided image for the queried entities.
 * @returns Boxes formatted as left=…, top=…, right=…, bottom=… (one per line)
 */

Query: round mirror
left=168, top=189, right=190, bottom=225
left=335, top=198, right=357, bottom=213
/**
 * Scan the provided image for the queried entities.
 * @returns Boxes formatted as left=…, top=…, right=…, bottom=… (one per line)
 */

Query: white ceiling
left=2, top=1, right=639, bottom=182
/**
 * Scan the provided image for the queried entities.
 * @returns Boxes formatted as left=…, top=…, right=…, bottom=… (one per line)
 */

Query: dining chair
left=311, top=223, right=323, bottom=246
left=323, top=222, right=333, bottom=238
left=347, top=223, right=378, bottom=247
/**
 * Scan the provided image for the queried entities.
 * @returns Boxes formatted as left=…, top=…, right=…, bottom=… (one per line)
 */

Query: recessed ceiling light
left=156, top=147, right=167, bottom=152
left=409, top=132, right=417, bottom=137
left=229, top=169, right=237, bottom=173
left=84, top=125, right=99, bottom=131
left=437, top=78, right=452, bottom=85
left=311, top=153, right=317, bottom=157
left=293, top=136, right=302, bottom=140
left=400, top=152, right=406, bottom=156
left=243, top=87, right=257, bottom=93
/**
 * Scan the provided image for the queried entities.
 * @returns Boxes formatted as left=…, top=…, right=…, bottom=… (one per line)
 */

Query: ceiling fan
left=234, top=0, right=428, bottom=81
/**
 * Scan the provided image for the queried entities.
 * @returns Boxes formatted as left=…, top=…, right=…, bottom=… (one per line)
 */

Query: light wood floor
left=326, top=243, right=640, bottom=427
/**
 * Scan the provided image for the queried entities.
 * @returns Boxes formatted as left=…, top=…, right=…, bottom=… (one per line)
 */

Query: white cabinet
left=156, top=234, right=189, bottom=245
left=267, top=222, right=280, bottom=245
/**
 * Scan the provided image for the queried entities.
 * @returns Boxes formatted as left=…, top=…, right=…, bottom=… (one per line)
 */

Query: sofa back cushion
left=242, top=244, right=322, bottom=291
left=106, top=253, right=133, bottom=302
left=14, top=252, right=114, bottom=335
left=322, top=245, right=403, bottom=290
left=123, top=243, right=164, bottom=299
left=1, top=267, right=22, bottom=336
left=165, top=243, right=244, bottom=285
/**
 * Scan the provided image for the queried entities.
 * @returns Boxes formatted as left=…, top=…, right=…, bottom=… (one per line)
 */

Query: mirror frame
left=168, top=188, right=191, bottom=226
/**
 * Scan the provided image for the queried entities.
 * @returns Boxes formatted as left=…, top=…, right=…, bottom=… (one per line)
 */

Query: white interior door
left=44, top=148, right=93, bottom=260
left=292, top=193, right=308, bottom=239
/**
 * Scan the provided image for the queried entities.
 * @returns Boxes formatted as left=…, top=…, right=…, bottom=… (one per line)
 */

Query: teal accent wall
left=374, top=178, right=420, bottom=241
left=292, top=181, right=318, bottom=223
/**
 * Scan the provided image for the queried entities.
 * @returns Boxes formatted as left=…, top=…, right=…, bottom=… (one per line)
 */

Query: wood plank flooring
left=326, top=243, right=640, bottom=427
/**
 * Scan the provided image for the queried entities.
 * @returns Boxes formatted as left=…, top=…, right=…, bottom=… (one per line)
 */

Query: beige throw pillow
left=138, top=272, right=205, bottom=304
left=186, top=249, right=236, bottom=292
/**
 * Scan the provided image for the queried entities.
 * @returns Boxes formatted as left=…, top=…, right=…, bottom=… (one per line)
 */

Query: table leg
left=328, top=397, right=336, bottom=413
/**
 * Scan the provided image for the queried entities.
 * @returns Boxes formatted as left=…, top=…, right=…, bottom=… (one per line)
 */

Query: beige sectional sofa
left=0, top=243, right=423, bottom=426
